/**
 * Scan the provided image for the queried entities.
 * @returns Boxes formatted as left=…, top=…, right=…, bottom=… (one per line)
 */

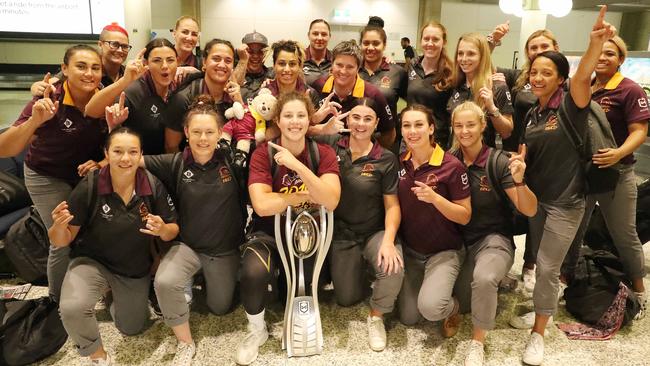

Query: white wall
left=200, top=0, right=419, bottom=63
left=151, top=0, right=183, bottom=34
left=441, top=2, right=622, bottom=70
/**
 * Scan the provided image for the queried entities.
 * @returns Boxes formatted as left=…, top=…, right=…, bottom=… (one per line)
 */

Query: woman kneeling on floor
left=449, top=101, right=537, bottom=366
left=48, top=127, right=179, bottom=366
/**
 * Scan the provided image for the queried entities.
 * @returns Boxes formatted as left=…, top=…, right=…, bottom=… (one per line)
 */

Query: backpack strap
left=171, top=152, right=184, bottom=198
left=144, top=169, right=158, bottom=213
left=86, top=169, right=99, bottom=227
left=557, top=99, right=587, bottom=161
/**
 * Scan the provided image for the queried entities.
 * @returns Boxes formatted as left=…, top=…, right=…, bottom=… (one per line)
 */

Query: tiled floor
left=3, top=239, right=645, bottom=366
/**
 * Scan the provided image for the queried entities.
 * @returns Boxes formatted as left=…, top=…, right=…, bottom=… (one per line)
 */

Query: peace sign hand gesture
left=322, top=111, right=351, bottom=135
left=313, top=92, right=343, bottom=124
left=105, top=91, right=129, bottom=131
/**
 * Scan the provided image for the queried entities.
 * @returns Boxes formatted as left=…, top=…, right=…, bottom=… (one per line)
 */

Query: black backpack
left=564, top=249, right=640, bottom=327
left=3, top=207, right=49, bottom=285
left=557, top=97, right=620, bottom=194
left=484, top=148, right=528, bottom=236
left=0, top=296, right=67, bottom=366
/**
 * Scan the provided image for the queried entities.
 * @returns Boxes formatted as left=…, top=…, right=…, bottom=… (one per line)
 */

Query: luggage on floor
left=3, top=207, right=49, bottom=285
left=0, top=296, right=67, bottom=366
left=564, top=249, right=639, bottom=327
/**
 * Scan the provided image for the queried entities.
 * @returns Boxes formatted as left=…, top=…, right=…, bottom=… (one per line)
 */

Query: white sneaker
left=464, top=340, right=485, bottom=366
left=635, top=291, right=647, bottom=320
left=522, top=332, right=544, bottom=365
left=235, top=323, right=268, bottom=365
left=522, top=268, right=536, bottom=293
left=509, top=311, right=553, bottom=330
left=172, top=341, right=196, bottom=366
left=89, top=353, right=112, bottom=366
left=367, top=315, right=386, bottom=351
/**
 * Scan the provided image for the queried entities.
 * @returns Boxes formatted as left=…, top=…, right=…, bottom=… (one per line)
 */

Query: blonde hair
left=452, top=33, right=494, bottom=109
left=419, top=21, right=453, bottom=91
left=515, top=30, right=559, bottom=90
left=449, top=101, right=486, bottom=152
left=174, top=15, right=200, bottom=30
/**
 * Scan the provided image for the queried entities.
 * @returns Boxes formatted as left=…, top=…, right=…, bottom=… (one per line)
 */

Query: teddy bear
left=221, top=88, right=277, bottom=167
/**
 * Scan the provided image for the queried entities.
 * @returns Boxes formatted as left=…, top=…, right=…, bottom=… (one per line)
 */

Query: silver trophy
left=274, top=205, right=334, bottom=357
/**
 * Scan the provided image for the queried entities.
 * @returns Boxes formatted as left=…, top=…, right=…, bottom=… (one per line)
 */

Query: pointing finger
left=43, top=72, right=51, bottom=83
left=118, top=91, right=126, bottom=110
left=136, top=48, right=146, bottom=61
left=267, top=141, right=286, bottom=152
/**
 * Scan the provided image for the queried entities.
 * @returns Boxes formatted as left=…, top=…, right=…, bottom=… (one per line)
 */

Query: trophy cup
left=274, top=205, right=334, bottom=357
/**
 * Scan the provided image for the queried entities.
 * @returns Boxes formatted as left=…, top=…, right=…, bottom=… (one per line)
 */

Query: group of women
left=0, top=6, right=648, bottom=366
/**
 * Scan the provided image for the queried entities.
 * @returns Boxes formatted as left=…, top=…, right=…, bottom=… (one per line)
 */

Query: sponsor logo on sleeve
left=638, top=97, right=648, bottom=112
left=166, top=194, right=175, bottom=209
left=461, top=173, right=469, bottom=186
left=506, top=91, right=512, bottom=101
left=385, top=104, right=392, bottom=117
left=398, top=168, right=406, bottom=179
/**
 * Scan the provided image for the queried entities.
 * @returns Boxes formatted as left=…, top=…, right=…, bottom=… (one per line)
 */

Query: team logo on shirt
left=461, top=173, right=469, bottom=186
left=398, top=168, right=406, bottom=179
left=599, top=97, right=612, bottom=113
left=385, top=104, right=392, bottom=117
left=138, top=202, right=150, bottom=223
left=61, top=118, right=76, bottom=133
left=150, top=104, right=160, bottom=118
left=479, top=176, right=490, bottom=192
left=219, top=166, right=232, bottom=183
left=409, top=70, right=417, bottom=80
left=544, top=114, right=558, bottom=131
left=279, top=171, right=306, bottom=194
left=361, top=163, right=375, bottom=177
left=506, top=91, right=512, bottom=101
left=182, top=170, right=194, bottom=183
left=380, top=76, right=391, bottom=89
left=524, top=83, right=532, bottom=90
left=639, top=97, right=649, bottom=112
left=424, top=173, right=438, bottom=190
left=454, top=92, right=460, bottom=101
left=100, top=204, right=113, bottom=220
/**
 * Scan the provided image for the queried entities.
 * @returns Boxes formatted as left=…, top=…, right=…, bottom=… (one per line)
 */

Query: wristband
left=486, top=34, right=502, bottom=47
left=487, top=108, right=501, bottom=118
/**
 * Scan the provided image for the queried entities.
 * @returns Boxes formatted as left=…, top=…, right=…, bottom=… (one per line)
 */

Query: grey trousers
left=454, top=233, right=514, bottom=330
left=59, top=257, right=150, bottom=357
left=562, top=167, right=646, bottom=280
left=528, top=200, right=585, bottom=315
left=23, top=164, right=72, bottom=302
left=398, top=247, right=465, bottom=325
left=154, top=243, right=239, bottom=327
left=329, top=231, right=404, bottom=314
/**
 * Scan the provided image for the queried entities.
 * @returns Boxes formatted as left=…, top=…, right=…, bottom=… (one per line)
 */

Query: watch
left=486, top=34, right=502, bottom=47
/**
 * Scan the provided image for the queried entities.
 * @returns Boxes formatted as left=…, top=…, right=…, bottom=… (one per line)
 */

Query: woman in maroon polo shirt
left=396, top=104, right=471, bottom=338
left=561, top=35, right=649, bottom=318
left=449, top=101, right=537, bottom=365
left=0, top=45, right=107, bottom=302
left=237, top=91, right=340, bottom=365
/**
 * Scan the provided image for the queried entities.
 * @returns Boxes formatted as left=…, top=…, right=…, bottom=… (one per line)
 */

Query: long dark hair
left=144, top=38, right=177, bottom=59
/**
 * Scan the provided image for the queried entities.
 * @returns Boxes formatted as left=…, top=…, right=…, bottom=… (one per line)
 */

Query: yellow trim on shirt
left=321, top=75, right=366, bottom=97
left=62, top=81, right=99, bottom=107
left=402, top=144, right=445, bottom=167
left=604, top=72, right=624, bottom=90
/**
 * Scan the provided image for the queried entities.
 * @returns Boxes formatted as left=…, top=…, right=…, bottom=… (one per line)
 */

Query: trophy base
left=287, top=296, right=322, bottom=357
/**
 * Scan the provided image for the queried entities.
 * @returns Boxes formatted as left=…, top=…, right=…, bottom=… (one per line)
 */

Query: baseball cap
left=242, top=31, right=268, bottom=46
